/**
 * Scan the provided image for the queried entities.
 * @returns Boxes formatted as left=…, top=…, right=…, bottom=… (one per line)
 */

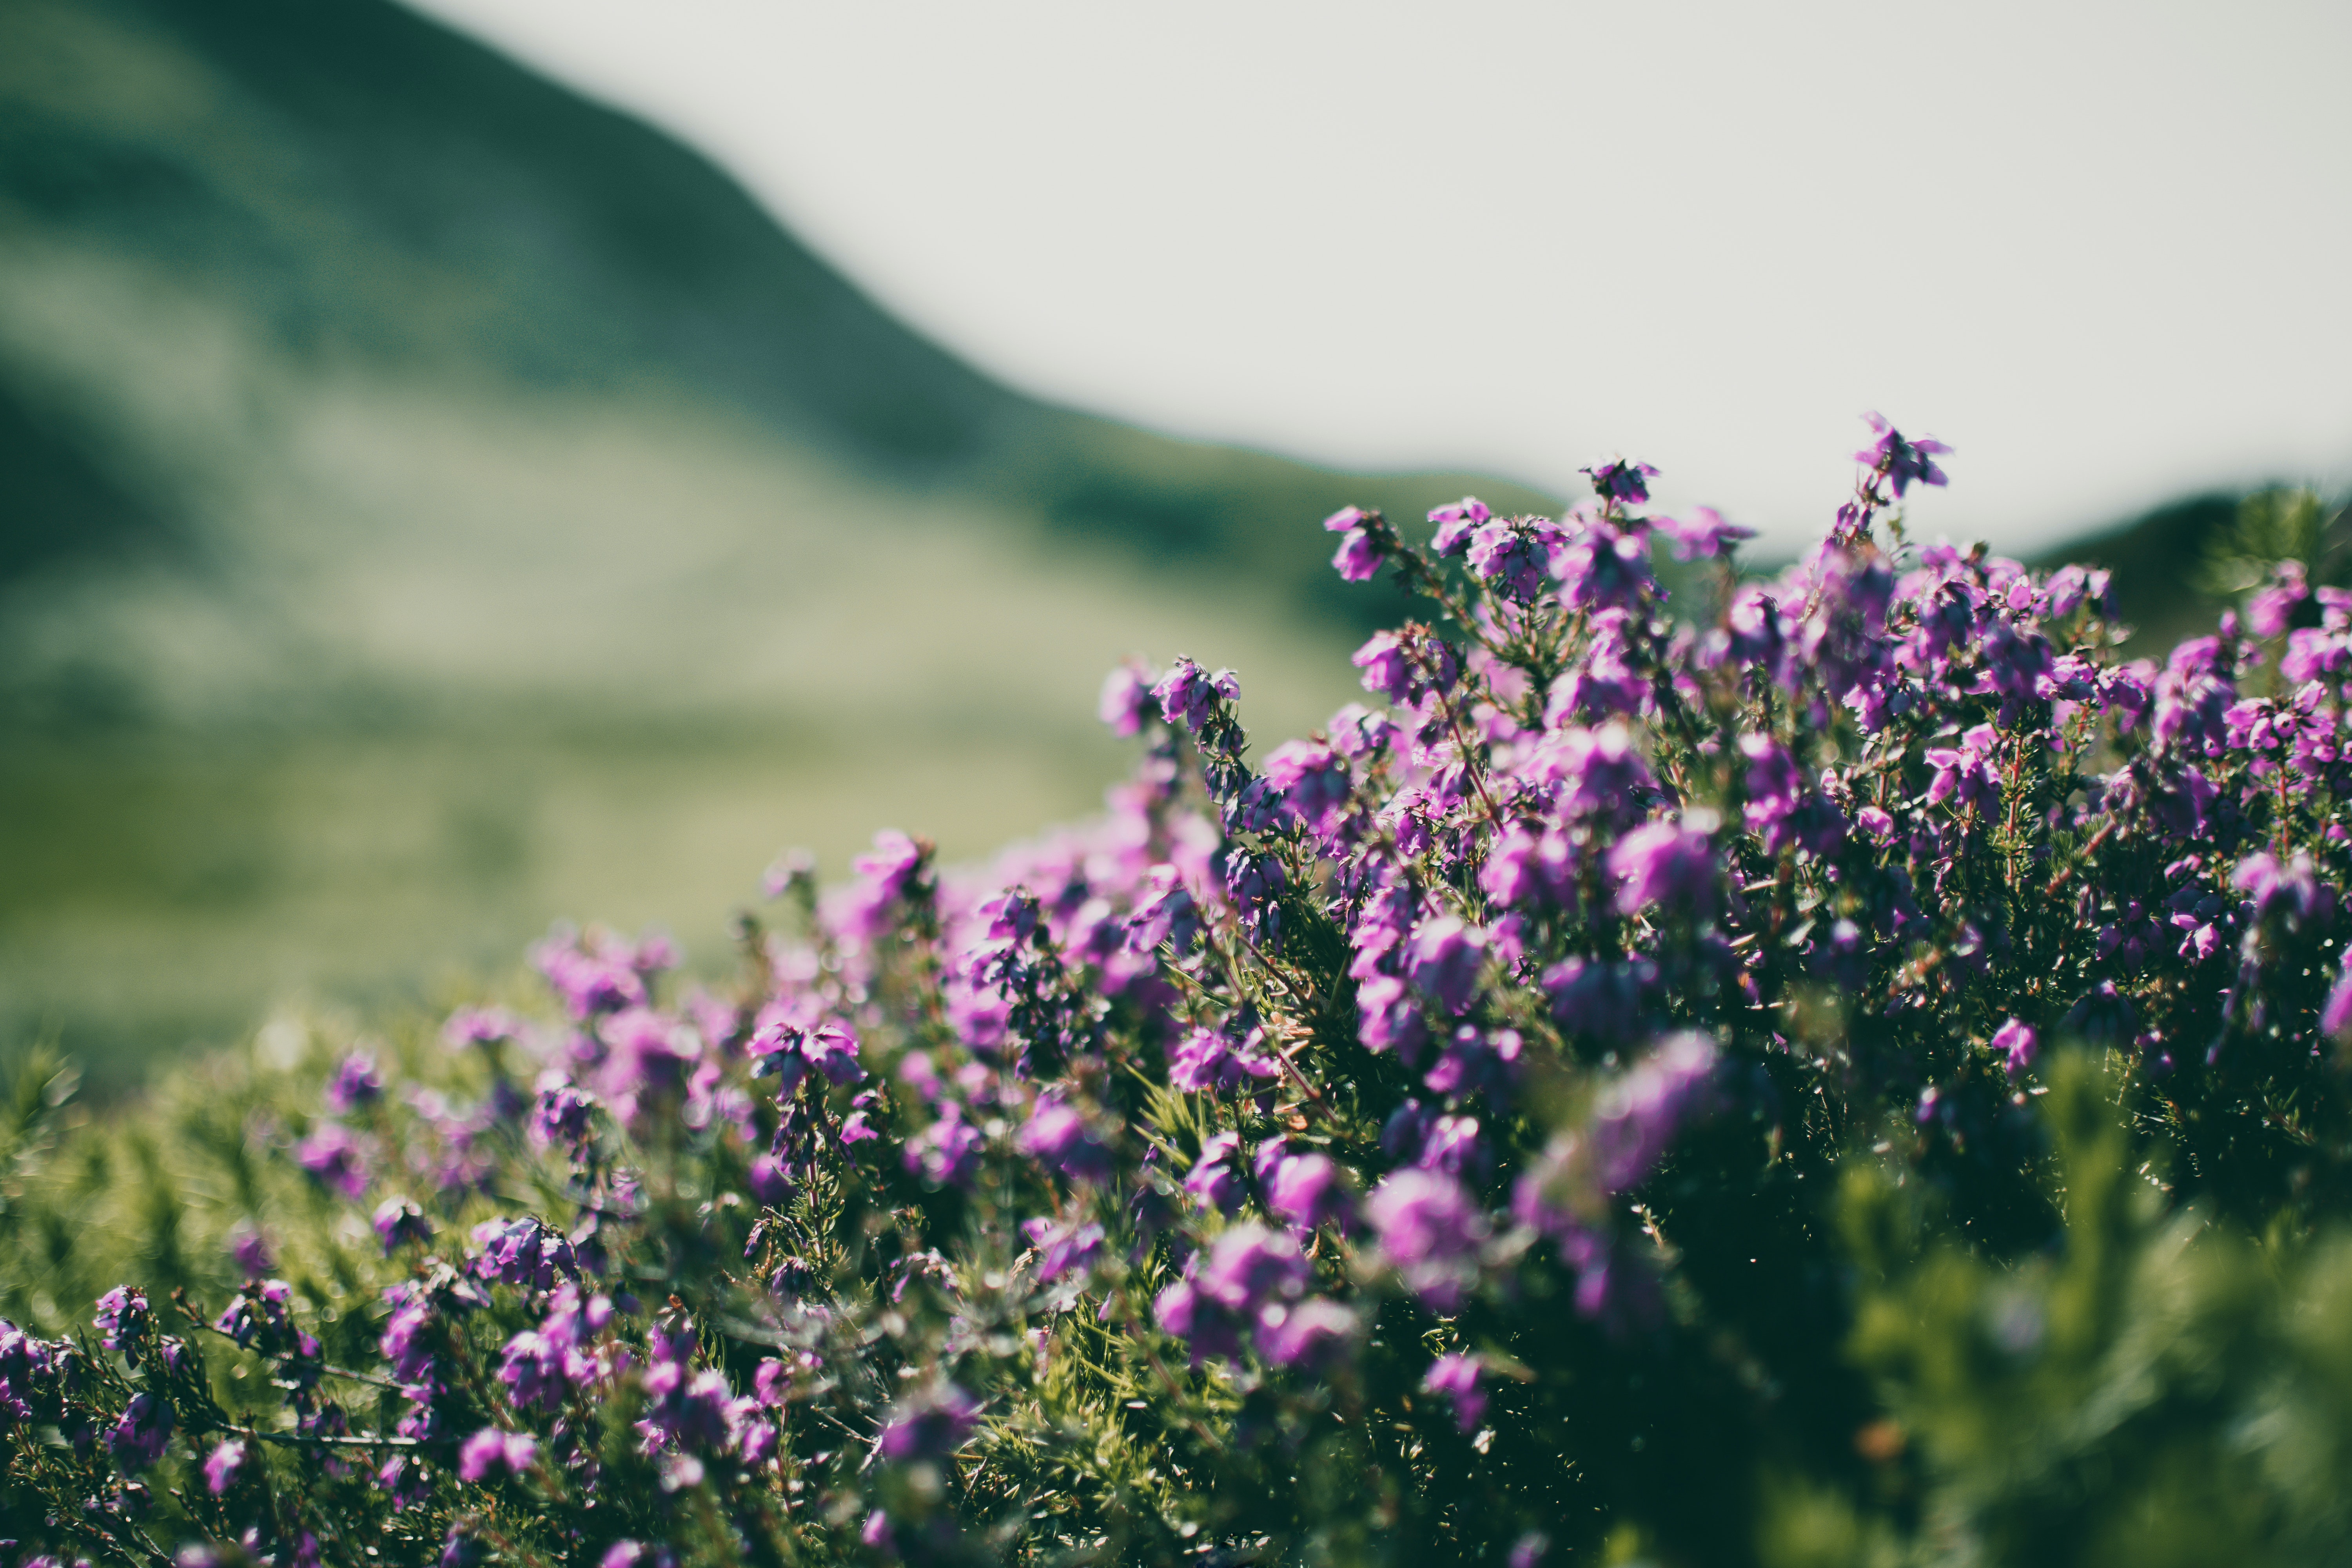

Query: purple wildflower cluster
left=18, top=417, right=2352, bottom=1567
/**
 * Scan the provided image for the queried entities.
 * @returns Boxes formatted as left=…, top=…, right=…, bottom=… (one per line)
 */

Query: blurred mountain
left=0, top=0, right=1556, bottom=724
left=0, top=0, right=1556, bottom=1075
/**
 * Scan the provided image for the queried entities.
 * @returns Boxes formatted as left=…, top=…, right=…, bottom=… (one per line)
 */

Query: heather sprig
left=8, top=429, right=2352, bottom=1566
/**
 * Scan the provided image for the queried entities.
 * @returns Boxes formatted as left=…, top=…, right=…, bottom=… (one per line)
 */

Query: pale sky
left=405, top=0, right=2352, bottom=551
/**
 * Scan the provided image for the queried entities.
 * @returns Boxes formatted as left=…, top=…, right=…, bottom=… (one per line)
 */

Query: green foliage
left=2201, top=488, right=2351, bottom=599
left=1764, top=1054, right=2352, bottom=1568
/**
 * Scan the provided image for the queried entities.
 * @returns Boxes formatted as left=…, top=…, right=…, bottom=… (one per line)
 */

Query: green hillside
left=0, top=0, right=1556, bottom=1080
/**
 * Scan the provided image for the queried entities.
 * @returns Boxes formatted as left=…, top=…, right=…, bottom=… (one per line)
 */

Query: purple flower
left=1197, top=1226, right=1307, bottom=1313
left=218, top=1279, right=300, bottom=1356
left=443, top=1006, right=526, bottom=1051
left=532, top=927, right=652, bottom=1020
left=1428, top=496, right=1491, bottom=555
left=372, top=1197, right=434, bottom=1255
left=1184, top=1132, right=1247, bottom=1214
left=1353, top=631, right=1415, bottom=704
left=227, top=1223, right=274, bottom=1281
left=94, top=1286, right=149, bottom=1363
left=1855, top=412, right=1952, bottom=496
left=602, top=1545, right=679, bottom=1568
left=1991, top=1018, right=2038, bottom=1076
left=108, top=1391, right=172, bottom=1470
left=457, top=1426, right=539, bottom=1483
left=1328, top=510, right=1389, bottom=582
left=325, top=1050, right=384, bottom=1114
left=1467, top=516, right=1569, bottom=602
left=748, top=1018, right=866, bottom=1091
left=1423, top=1351, right=1486, bottom=1431
left=1099, top=658, right=1155, bottom=737
left=641, top=1355, right=735, bottom=1450
left=879, top=1383, right=980, bottom=1462
left=2248, top=561, right=2310, bottom=638
left=2067, top=978, right=2140, bottom=1044
left=1585, top=1033, right=1719, bottom=1192
left=1365, top=1169, right=1487, bottom=1311
left=2324, top=954, right=2352, bottom=1039
left=1019, top=1097, right=1112, bottom=1182
left=296, top=1122, right=369, bottom=1199
left=1658, top=505, right=1755, bottom=561
left=533, top=1084, right=599, bottom=1151
left=1580, top=457, right=1660, bottom=506
left=1482, top=825, right=1577, bottom=911
left=1021, top=1218, right=1106, bottom=1283
left=1265, top=1153, right=1350, bottom=1231
left=1408, top=916, right=1488, bottom=1015
left=1550, top=516, right=1656, bottom=611
left=597, top=1007, right=700, bottom=1103
left=203, top=1437, right=248, bottom=1495
left=1356, top=972, right=1428, bottom=1065
left=1153, top=657, right=1241, bottom=733
left=1606, top=815, right=1717, bottom=918
left=1522, top=722, right=1653, bottom=822
left=1169, top=1027, right=1281, bottom=1096
left=1263, top=739, right=1349, bottom=831
left=1256, top=1296, right=1357, bottom=1371
left=906, top=1102, right=985, bottom=1189
left=471, top=1216, right=579, bottom=1292
left=852, top=829, right=929, bottom=899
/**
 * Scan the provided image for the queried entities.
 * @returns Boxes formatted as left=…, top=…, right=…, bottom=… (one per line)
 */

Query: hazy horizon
left=405, top=0, right=2352, bottom=548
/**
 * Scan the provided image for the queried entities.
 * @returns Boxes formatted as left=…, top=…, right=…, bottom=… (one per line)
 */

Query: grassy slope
left=0, top=0, right=1556, bottom=1079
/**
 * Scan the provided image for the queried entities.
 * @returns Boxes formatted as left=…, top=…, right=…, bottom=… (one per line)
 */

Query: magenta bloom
left=1408, top=916, right=1488, bottom=1015
left=1257, top=1296, right=1357, bottom=1370
left=1365, top=1169, right=1487, bottom=1311
left=372, top=1196, right=434, bottom=1255
left=1184, top=1131, right=1247, bottom=1214
left=1265, top=1152, right=1349, bottom=1231
left=1353, top=631, right=1414, bottom=703
left=1922, top=724, right=2001, bottom=813
left=325, top=1050, right=384, bottom=1114
left=1658, top=505, right=1755, bottom=561
left=1423, top=1351, right=1486, bottom=1431
left=94, top=1285, right=149, bottom=1361
left=203, top=1437, right=249, bottom=1495
left=1198, top=1223, right=1311, bottom=1314
left=1020, top=1218, right=1106, bottom=1282
left=227, top=1223, right=274, bottom=1280
left=1262, top=739, right=1349, bottom=830
left=443, top=1006, right=526, bottom=1051
left=1356, top=971, right=1428, bottom=1064
left=1856, top=412, right=1952, bottom=496
left=851, top=830, right=928, bottom=910
left=1606, top=817, right=1717, bottom=918
left=1991, top=1018, right=2039, bottom=1076
left=1019, top=1097, right=1111, bottom=1182
left=296, top=1122, right=369, bottom=1199
left=1585, top=1033, right=1720, bottom=1193
left=878, top=1383, right=980, bottom=1461
left=1152, top=657, right=1241, bottom=733
left=108, top=1391, right=172, bottom=1470
left=1428, top=496, right=1490, bottom=556
left=457, top=1426, right=538, bottom=1483
left=2324, top=959, right=2352, bottom=1039
left=1580, top=457, right=1660, bottom=506
left=1332, top=526, right=1386, bottom=583
left=1098, top=659, right=1155, bottom=737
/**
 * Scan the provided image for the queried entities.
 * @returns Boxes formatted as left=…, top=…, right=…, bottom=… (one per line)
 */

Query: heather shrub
left=6, top=422, right=2352, bottom=1566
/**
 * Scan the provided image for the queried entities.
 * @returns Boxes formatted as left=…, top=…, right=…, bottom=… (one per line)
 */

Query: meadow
left=6, top=428, right=2352, bottom=1564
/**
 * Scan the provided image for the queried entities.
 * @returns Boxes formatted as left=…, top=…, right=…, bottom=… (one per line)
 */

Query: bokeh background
left=4, top=0, right=2347, bottom=1088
